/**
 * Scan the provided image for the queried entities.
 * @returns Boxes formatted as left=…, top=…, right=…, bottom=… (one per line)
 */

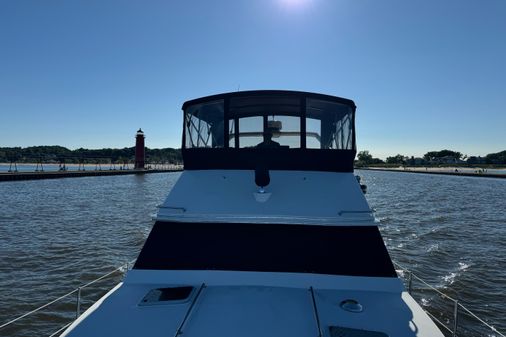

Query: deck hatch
left=329, top=326, right=388, bottom=337
left=139, top=286, right=194, bottom=306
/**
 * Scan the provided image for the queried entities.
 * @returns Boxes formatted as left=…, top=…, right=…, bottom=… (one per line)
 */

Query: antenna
left=237, top=84, right=241, bottom=91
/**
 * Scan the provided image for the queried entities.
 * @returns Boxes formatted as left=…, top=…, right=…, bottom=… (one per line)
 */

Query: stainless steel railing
left=0, top=259, right=135, bottom=337
left=395, top=262, right=505, bottom=337
left=0, top=260, right=503, bottom=337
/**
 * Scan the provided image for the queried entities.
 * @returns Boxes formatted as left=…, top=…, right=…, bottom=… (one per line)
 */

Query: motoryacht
left=61, top=90, right=444, bottom=337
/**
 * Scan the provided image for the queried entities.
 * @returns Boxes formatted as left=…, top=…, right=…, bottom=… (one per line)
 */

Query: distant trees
left=386, top=154, right=407, bottom=165
left=423, top=150, right=463, bottom=162
left=356, top=150, right=384, bottom=166
left=2, top=146, right=505, bottom=166
left=485, top=150, right=506, bottom=164
left=358, top=149, right=506, bottom=166
left=0, top=146, right=182, bottom=164
left=357, top=151, right=373, bottom=164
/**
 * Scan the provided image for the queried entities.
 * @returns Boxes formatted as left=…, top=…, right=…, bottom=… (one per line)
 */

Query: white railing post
left=407, top=271, right=413, bottom=294
left=453, top=300, right=459, bottom=337
left=76, top=287, right=82, bottom=319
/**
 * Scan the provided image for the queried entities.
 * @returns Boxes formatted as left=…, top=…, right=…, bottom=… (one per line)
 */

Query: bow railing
left=0, top=260, right=504, bottom=337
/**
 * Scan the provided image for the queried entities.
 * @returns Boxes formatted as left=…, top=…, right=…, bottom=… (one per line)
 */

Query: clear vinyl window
left=306, top=98, right=354, bottom=150
left=184, top=100, right=224, bottom=148
left=184, top=95, right=354, bottom=150
left=229, top=96, right=302, bottom=149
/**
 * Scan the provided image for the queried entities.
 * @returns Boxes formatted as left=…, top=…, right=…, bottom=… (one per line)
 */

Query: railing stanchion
left=407, top=271, right=413, bottom=294
left=453, top=300, right=459, bottom=337
left=76, top=287, right=82, bottom=319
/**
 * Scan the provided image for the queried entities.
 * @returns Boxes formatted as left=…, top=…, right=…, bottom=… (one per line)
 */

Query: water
left=0, top=170, right=504, bottom=336
left=359, top=169, right=506, bottom=336
left=0, top=172, right=180, bottom=336
left=0, top=163, right=136, bottom=172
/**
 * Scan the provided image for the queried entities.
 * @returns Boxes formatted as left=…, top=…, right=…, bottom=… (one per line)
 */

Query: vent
left=139, top=286, right=194, bottom=306
left=329, top=326, right=388, bottom=337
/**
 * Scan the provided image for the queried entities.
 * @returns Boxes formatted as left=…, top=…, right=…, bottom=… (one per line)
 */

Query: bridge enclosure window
left=237, top=116, right=263, bottom=148
left=183, top=94, right=355, bottom=151
left=182, top=92, right=357, bottom=172
left=306, top=117, right=321, bottom=149
left=229, top=96, right=302, bottom=149
left=306, top=99, right=354, bottom=150
left=268, top=115, right=300, bottom=148
left=185, top=100, right=224, bottom=149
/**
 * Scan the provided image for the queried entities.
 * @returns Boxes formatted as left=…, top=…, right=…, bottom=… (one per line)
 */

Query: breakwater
left=360, top=167, right=506, bottom=179
left=0, top=168, right=182, bottom=182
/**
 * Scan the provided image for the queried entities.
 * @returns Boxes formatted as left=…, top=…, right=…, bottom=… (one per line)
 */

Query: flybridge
left=181, top=90, right=357, bottom=172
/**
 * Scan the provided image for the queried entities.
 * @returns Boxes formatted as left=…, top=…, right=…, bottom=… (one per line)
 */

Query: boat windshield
left=183, top=93, right=355, bottom=150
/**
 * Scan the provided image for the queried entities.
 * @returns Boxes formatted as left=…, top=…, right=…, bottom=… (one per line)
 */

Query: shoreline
left=359, top=167, right=506, bottom=179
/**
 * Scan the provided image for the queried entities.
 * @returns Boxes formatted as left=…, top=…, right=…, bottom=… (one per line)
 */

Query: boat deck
left=62, top=272, right=443, bottom=337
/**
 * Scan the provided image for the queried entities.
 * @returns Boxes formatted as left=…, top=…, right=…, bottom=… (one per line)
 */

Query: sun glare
left=279, top=0, right=312, bottom=9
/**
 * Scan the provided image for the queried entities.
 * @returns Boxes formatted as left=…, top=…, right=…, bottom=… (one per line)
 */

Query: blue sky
left=1, top=0, right=505, bottom=159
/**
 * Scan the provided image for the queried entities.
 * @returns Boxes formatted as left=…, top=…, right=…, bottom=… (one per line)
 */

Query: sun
left=278, top=0, right=312, bottom=9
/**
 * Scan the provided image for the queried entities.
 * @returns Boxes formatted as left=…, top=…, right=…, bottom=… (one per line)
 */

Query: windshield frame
left=182, top=90, right=356, bottom=151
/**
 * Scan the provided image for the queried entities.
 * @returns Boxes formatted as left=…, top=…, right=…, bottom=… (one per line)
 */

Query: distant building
left=135, top=128, right=145, bottom=169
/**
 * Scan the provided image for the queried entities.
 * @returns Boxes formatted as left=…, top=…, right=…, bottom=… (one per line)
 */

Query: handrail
left=458, top=304, right=503, bottom=335
left=0, top=259, right=136, bottom=335
left=1, top=260, right=503, bottom=337
left=394, top=262, right=505, bottom=337
left=426, top=311, right=453, bottom=334
left=48, top=322, right=73, bottom=337
left=0, top=288, right=79, bottom=329
left=309, top=286, right=323, bottom=337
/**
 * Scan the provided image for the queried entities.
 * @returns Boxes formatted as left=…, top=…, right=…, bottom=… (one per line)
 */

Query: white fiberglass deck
left=62, top=271, right=443, bottom=337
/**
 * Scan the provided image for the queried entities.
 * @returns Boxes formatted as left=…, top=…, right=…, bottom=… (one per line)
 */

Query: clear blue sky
left=1, top=0, right=505, bottom=159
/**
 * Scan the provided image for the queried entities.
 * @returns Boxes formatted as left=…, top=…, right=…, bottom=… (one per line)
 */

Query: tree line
left=356, top=149, right=506, bottom=167
left=0, top=146, right=182, bottom=164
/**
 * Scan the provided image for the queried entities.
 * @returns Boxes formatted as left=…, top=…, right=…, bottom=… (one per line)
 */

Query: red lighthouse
left=134, top=128, right=145, bottom=169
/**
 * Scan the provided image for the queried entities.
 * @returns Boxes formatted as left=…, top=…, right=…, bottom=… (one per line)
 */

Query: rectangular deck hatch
left=329, top=326, right=388, bottom=337
left=139, top=286, right=194, bottom=306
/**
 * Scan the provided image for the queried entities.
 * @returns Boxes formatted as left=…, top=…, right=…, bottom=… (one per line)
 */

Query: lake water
left=0, top=171, right=504, bottom=336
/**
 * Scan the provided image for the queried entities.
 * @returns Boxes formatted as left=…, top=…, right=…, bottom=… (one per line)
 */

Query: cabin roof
left=182, top=90, right=356, bottom=110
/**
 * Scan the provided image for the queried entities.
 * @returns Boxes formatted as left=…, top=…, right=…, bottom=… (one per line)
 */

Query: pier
left=0, top=128, right=185, bottom=182
left=0, top=167, right=182, bottom=182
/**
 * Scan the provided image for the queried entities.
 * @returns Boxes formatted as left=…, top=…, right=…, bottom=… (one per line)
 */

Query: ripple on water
left=0, top=171, right=504, bottom=336
left=0, top=172, right=180, bottom=334
left=357, top=169, right=506, bottom=336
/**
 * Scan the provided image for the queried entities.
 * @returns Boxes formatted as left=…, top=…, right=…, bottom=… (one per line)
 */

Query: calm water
left=0, top=171, right=504, bottom=336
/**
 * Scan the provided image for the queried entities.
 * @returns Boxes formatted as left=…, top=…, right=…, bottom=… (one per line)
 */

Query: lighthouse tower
left=134, top=128, right=145, bottom=169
